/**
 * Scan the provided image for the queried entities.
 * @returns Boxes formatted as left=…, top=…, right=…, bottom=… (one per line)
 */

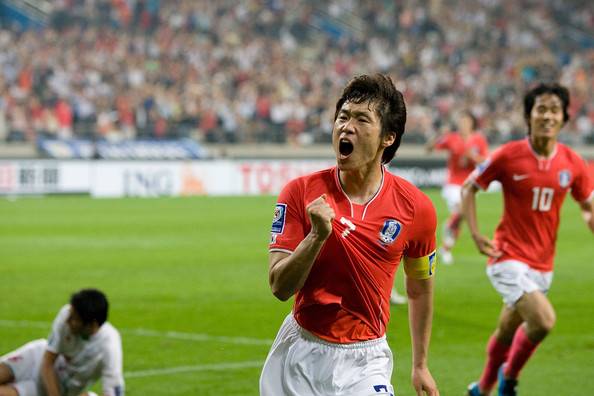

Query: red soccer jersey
left=472, top=139, right=594, bottom=271
left=269, top=166, right=437, bottom=343
left=435, top=132, right=489, bottom=185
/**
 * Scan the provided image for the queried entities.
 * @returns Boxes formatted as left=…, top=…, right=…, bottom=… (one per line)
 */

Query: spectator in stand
left=0, top=0, right=592, bottom=144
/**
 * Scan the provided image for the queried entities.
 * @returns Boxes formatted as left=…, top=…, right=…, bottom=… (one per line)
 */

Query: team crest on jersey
left=271, top=203, right=287, bottom=234
left=558, top=170, right=571, bottom=188
left=379, top=219, right=402, bottom=245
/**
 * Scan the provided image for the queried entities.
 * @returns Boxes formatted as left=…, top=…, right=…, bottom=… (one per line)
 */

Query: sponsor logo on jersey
left=271, top=203, right=287, bottom=234
left=270, top=233, right=277, bottom=244
left=558, top=170, right=571, bottom=188
left=512, top=174, right=529, bottom=181
left=379, top=219, right=401, bottom=245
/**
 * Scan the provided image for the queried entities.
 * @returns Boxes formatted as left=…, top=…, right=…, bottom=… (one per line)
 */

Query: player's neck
left=529, top=135, right=556, bottom=157
left=338, top=164, right=383, bottom=205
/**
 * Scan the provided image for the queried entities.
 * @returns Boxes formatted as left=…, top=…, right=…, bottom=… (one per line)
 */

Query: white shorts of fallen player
left=0, top=339, right=47, bottom=396
left=441, top=184, right=462, bottom=213
left=487, top=260, right=553, bottom=306
left=260, top=314, right=394, bottom=396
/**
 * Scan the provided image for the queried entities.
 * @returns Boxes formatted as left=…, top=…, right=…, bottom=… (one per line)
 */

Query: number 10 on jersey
left=531, top=187, right=554, bottom=212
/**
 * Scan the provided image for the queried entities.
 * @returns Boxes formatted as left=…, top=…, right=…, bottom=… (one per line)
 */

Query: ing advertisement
left=0, top=159, right=592, bottom=197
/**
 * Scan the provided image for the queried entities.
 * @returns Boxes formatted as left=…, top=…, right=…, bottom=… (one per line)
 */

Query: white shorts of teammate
left=487, top=260, right=553, bottom=306
left=441, top=184, right=462, bottom=213
left=1, top=339, right=48, bottom=396
left=259, top=314, right=394, bottom=396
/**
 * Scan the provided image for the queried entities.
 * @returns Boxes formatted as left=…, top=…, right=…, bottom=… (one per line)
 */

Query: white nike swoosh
left=512, top=174, right=529, bottom=181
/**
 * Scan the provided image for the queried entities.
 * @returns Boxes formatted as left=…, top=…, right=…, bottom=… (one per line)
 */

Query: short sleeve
left=46, top=305, right=70, bottom=354
left=101, top=331, right=125, bottom=396
left=269, top=178, right=306, bottom=253
left=403, top=192, right=437, bottom=279
left=571, top=157, right=594, bottom=203
left=472, top=146, right=506, bottom=190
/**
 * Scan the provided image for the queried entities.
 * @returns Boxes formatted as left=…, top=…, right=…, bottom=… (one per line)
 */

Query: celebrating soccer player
left=260, top=74, right=440, bottom=396
left=462, top=83, right=594, bottom=396
left=426, top=110, right=489, bottom=265
left=0, top=289, right=124, bottom=396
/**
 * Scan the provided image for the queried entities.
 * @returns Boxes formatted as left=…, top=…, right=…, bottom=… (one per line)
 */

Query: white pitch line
left=0, top=320, right=273, bottom=346
left=126, top=327, right=273, bottom=346
left=125, top=360, right=263, bottom=379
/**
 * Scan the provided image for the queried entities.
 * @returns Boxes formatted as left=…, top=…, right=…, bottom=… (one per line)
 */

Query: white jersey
left=48, top=305, right=124, bottom=396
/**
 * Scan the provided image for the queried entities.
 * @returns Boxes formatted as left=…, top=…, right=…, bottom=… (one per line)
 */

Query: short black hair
left=523, top=83, right=570, bottom=130
left=70, top=288, right=109, bottom=326
left=334, top=74, right=407, bottom=164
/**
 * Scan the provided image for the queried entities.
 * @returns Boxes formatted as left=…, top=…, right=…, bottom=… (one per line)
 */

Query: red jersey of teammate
left=435, top=132, right=489, bottom=185
left=269, top=166, right=436, bottom=343
left=471, top=139, right=594, bottom=271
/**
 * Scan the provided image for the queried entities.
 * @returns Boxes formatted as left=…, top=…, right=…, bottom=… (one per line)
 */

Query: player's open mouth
left=339, top=139, right=354, bottom=157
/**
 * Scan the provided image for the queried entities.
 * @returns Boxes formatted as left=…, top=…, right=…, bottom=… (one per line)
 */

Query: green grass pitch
left=1, top=190, right=593, bottom=395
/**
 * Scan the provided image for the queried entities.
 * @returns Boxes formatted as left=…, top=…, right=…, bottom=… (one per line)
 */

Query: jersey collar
left=334, top=165, right=386, bottom=220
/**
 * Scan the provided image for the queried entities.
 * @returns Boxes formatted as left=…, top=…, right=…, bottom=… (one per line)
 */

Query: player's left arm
left=406, top=276, right=439, bottom=396
left=579, top=197, right=594, bottom=232
left=570, top=157, right=594, bottom=233
left=403, top=194, right=439, bottom=396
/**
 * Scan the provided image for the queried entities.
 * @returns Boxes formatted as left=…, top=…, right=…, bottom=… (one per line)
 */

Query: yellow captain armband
left=403, top=251, right=437, bottom=279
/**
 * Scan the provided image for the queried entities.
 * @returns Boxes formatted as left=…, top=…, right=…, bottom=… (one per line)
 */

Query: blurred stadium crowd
left=0, top=0, right=593, bottom=145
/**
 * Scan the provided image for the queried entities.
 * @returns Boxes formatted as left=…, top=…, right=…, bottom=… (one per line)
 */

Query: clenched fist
left=307, top=194, right=335, bottom=241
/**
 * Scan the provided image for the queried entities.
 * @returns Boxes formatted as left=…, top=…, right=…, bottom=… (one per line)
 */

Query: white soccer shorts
left=487, top=260, right=553, bottom=306
left=0, top=339, right=47, bottom=396
left=260, top=314, right=395, bottom=396
left=441, top=184, right=462, bottom=213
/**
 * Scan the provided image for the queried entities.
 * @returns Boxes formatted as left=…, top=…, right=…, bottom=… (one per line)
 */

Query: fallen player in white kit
left=0, top=289, right=124, bottom=396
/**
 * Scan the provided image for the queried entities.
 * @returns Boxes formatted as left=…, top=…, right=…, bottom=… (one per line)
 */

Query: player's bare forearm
left=461, top=181, right=502, bottom=258
left=407, top=277, right=439, bottom=395
left=269, top=232, right=327, bottom=301
left=406, top=277, right=434, bottom=369
left=40, top=351, right=61, bottom=396
left=579, top=199, right=594, bottom=233
left=461, top=180, right=480, bottom=238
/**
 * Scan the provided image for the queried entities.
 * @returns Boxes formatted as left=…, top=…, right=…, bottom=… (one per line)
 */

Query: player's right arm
left=461, top=177, right=502, bottom=259
left=40, top=350, right=61, bottom=396
left=269, top=194, right=334, bottom=301
left=462, top=146, right=507, bottom=259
